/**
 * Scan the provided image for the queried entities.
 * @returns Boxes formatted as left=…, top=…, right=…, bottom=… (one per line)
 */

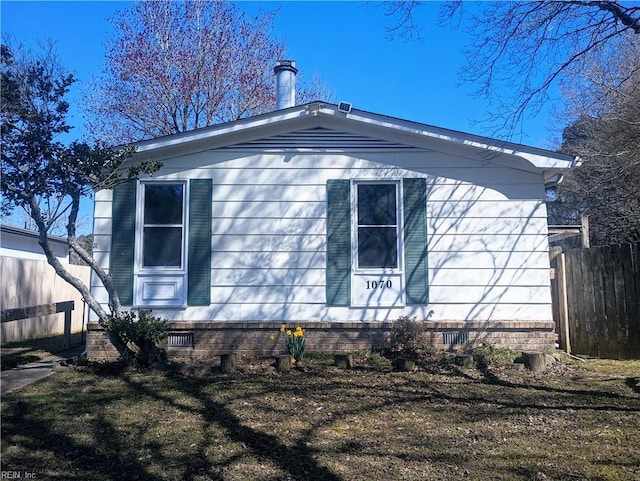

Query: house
left=87, top=61, right=579, bottom=361
left=0, top=224, right=69, bottom=263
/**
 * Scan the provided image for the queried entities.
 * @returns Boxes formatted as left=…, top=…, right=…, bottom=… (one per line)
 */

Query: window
left=326, top=178, right=428, bottom=307
left=111, top=179, right=212, bottom=307
left=355, top=182, right=400, bottom=269
left=142, top=183, right=185, bottom=268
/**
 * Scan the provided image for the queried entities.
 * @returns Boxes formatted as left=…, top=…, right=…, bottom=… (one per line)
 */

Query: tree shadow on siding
left=208, top=181, right=328, bottom=324
left=419, top=174, right=552, bottom=349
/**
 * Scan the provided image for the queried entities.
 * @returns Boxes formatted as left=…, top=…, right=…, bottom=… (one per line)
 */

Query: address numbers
left=366, top=280, right=393, bottom=290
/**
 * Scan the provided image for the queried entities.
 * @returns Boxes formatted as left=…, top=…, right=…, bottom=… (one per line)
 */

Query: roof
left=128, top=102, right=580, bottom=181
left=0, top=224, right=68, bottom=246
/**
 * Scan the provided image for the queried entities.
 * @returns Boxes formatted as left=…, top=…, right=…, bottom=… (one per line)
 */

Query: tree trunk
left=29, top=199, right=137, bottom=365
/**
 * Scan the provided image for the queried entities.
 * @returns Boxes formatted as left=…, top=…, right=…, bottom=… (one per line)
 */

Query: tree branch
left=586, top=1, right=640, bottom=34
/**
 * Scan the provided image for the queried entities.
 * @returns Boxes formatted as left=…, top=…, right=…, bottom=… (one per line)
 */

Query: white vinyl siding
left=91, top=143, right=552, bottom=322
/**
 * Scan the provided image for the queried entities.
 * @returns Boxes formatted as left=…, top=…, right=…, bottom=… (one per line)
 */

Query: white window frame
left=351, top=179, right=404, bottom=274
left=135, top=181, right=188, bottom=273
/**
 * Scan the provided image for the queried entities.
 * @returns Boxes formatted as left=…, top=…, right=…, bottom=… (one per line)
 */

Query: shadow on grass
left=1, top=370, right=344, bottom=480
left=473, top=366, right=640, bottom=410
left=1, top=332, right=84, bottom=370
left=118, top=373, right=344, bottom=481
left=2, top=361, right=639, bottom=481
left=626, top=377, right=640, bottom=394
left=1, top=394, right=161, bottom=481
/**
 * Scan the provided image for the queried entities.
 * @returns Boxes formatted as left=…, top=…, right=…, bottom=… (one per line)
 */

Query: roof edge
left=1, top=224, right=68, bottom=245
left=128, top=101, right=579, bottom=169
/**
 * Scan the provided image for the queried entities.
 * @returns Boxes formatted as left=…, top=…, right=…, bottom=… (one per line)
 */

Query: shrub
left=473, top=346, right=520, bottom=369
left=384, top=316, right=435, bottom=361
left=354, top=350, right=392, bottom=367
left=105, top=310, right=168, bottom=367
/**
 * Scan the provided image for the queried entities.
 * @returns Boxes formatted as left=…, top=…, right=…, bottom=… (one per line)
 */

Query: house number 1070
left=366, top=280, right=393, bottom=289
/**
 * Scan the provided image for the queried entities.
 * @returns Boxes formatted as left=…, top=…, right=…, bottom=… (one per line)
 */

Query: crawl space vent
left=168, top=332, right=194, bottom=348
left=442, top=331, right=469, bottom=346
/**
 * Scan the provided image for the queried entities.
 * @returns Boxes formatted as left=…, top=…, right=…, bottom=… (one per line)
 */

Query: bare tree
left=384, top=1, right=640, bottom=138
left=555, top=34, right=640, bottom=245
left=85, top=0, right=326, bottom=144
left=383, top=2, right=640, bottom=243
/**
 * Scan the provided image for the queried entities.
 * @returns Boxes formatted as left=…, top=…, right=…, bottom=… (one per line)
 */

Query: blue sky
left=1, top=0, right=561, bottom=147
left=2, top=1, right=561, bottom=232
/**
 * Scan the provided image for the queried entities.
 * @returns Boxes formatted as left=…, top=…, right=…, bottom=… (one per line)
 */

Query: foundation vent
left=442, top=331, right=469, bottom=346
left=168, top=332, right=194, bottom=348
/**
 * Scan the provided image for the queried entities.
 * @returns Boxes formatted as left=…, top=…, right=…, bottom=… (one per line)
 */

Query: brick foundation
left=86, top=320, right=557, bottom=363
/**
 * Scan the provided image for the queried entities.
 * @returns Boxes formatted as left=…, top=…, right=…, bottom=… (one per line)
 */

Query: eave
left=129, top=102, right=580, bottom=178
left=0, top=224, right=68, bottom=247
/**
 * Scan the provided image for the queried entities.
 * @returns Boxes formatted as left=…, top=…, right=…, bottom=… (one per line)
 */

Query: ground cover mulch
left=1, top=353, right=639, bottom=481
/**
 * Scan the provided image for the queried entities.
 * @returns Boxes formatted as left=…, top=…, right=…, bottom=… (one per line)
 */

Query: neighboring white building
left=1, top=224, right=92, bottom=343
left=0, top=224, right=69, bottom=263
left=87, top=62, right=579, bottom=361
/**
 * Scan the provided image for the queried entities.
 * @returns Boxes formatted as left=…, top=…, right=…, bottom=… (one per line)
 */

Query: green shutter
left=188, top=179, right=212, bottom=306
left=111, top=182, right=137, bottom=306
left=326, top=179, right=351, bottom=306
left=403, top=178, right=429, bottom=304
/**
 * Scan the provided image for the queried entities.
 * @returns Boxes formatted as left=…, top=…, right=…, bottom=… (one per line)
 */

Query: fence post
left=581, top=216, right=590, bottom=248
left=557, top=252, right=571, bottom=354
left=0, top=300, right=75, bottom=349
left=550, top=247, right=571, bottom=354
left=64, top=309, right=72, bottom=350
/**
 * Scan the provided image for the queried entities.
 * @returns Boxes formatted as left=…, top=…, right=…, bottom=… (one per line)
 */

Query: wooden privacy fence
left=1, top=256, right=90, bottom=342
left=1, top=301, right=75, bottom=350
left=550, top=243, right=640, bottom=359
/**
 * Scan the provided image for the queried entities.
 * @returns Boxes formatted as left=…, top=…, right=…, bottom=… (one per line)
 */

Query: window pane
left=358, top=227, right=398, bottom=268
left=144, top=185, right=183, bottom=224
left=358, top=184, right=397, bottom=225
left=143, top=227, right=182, bottom=266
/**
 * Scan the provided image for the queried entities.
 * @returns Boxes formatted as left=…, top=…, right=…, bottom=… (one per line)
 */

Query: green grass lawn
left=1, top=354, right=639, bottom=481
